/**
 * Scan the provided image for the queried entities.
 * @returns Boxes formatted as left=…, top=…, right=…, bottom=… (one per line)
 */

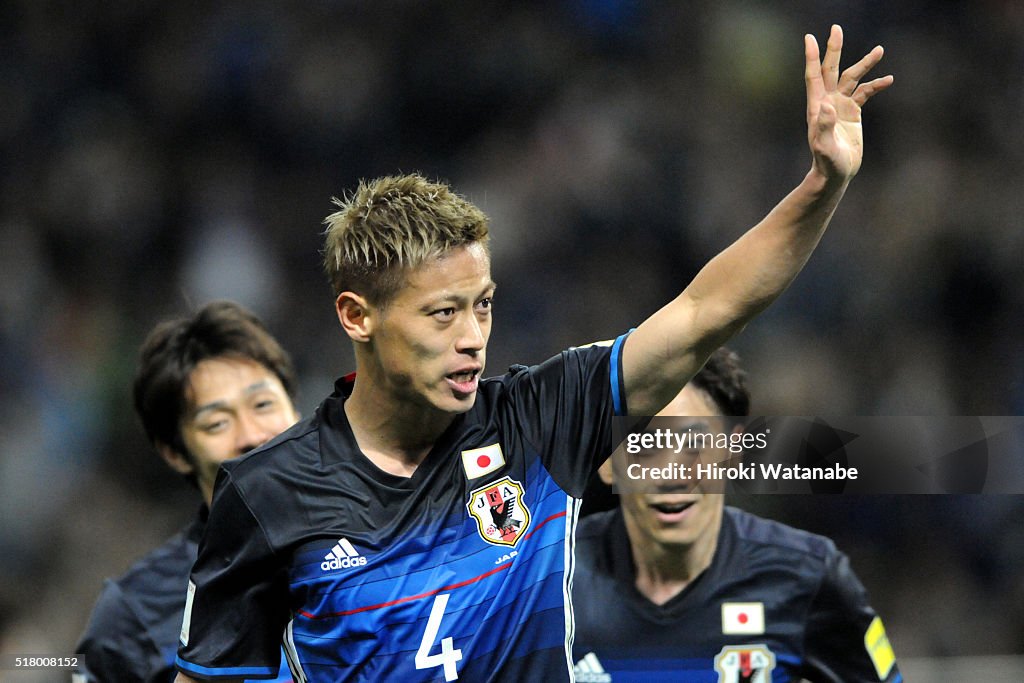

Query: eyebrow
left=189, top=380, right=275, bottom=419
left=420, top=282, right=497, bottom=311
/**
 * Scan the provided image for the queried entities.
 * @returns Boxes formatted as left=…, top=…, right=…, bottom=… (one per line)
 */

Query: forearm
left=686, top=167, right=848, bottom=328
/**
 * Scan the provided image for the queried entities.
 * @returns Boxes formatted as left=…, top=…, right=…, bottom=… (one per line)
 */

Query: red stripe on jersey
left=299, top=563, right=511, bottom=619
left=521, top=511, right=566, bottom=542
left=299, top=510, right=569, bottom=620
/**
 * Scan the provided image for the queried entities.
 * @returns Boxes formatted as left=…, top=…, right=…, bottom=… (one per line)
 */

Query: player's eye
left=200, top=419, right=229, bottom=434
left=431, top=307, right=456, bottom=322
left=475, top=297, right=493, bottom=313
left=254, top=397, right=277, bottom=411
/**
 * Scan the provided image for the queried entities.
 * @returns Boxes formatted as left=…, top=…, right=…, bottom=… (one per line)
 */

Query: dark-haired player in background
left=74, top=301, right=298, bottom=682
left=572, top=347, right=900, bottom=682
left=174, top=25, right=892, bottom=682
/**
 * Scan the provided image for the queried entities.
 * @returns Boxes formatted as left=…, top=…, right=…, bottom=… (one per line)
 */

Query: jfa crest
left=467, top=476, right=531, bottom=547
left=713, top=645, right=775, bottom=683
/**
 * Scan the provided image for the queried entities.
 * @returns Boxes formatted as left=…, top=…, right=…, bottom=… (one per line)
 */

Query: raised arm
left=622, top=25, right=893, bottom=415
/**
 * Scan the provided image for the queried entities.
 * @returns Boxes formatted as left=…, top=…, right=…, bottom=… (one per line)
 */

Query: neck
left=345, top=377, right=455, bottom=478
left=626, top=521, right=719, bottom=607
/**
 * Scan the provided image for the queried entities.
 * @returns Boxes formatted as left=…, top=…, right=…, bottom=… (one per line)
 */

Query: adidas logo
left=320, top=538, right=367, bottom=571
left=574, top=652, right=611, bottom=683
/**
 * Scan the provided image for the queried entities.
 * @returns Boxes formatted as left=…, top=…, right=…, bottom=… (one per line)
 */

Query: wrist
left=805, top=164, right=851, bottom=196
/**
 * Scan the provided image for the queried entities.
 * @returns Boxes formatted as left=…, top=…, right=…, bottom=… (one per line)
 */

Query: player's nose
left=456, top=313, right=486, bottom=354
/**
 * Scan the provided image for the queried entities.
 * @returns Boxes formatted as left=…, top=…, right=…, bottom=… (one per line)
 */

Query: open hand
left=805, top=25, right=893, bottom=182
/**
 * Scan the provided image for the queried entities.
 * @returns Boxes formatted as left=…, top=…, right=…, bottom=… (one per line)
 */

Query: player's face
left=370, top=242, right=494, bottom=415
left=179, top=357, right=299, bottom=504
left=615, top=385, right=727, bottom=550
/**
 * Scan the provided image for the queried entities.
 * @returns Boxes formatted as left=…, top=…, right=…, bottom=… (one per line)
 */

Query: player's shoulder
left=86, top=574, right=136, bottom=631
left=108, top=520, right=197, bottom=596
left=472, top=359, right=551, bottom=409
left=476, top=364, right=528, bottom=398
left=477, top=341, right=620, bottom=396
left=725, top=506, right=838, bottom=565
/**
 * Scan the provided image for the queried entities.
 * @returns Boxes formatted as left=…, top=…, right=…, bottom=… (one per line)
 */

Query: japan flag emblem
left=721, top=602, right=765, bottom=635
left=461, top=443, right=505, bottom=480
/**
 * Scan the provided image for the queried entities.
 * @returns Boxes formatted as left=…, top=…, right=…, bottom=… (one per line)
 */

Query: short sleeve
left=802, top=549, right=900, bottom=682
left=175, top=472, right=290, bottom=680
left=505, top=332, right=630, bottom=496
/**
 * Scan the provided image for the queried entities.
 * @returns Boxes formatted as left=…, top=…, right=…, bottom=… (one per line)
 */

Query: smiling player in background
left=572, top=346, right=900, bottom=682
left=75, top=301, right=299, bottom=682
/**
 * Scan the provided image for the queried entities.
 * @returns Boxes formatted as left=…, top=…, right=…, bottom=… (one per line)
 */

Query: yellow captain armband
left=864, top=616, right=895, bottom=680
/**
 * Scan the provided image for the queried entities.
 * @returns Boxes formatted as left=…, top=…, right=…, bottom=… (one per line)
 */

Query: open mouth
left=446, top=370, right=480, bottom=395
left=648, top=500, right=695, bottom=522
left=650, top=501, right=694, bottom=514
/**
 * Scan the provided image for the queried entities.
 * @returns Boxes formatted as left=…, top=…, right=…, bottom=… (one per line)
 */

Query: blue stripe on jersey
left=596, top=653, right=803, bottom=682
left=175, top=654, right=278, bottom=678
left=595, top=657, right=718, bottom=682
left=775, top=652, right=801, bottom=668
left=610, top=332, right=630, bottom=416
left=285, top=457, right=576, bottom=681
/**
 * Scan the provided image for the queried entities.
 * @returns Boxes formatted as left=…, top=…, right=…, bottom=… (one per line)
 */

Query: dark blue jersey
left=75, top=508, right=292, bottom=683
left=572, top=507, right=901, bottom=683
left=176, top=337, right=628, bottom=682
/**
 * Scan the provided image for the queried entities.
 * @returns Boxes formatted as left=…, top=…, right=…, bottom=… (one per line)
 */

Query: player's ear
left=336, top=292, right=374, bottom=342
left=598, top=457, right=614, bottom=486
left=156, top=442, right=195, bottom=476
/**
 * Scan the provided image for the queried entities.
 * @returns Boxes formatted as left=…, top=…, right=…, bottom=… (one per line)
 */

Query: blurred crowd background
left=1, top=0, right=1022, bottom=678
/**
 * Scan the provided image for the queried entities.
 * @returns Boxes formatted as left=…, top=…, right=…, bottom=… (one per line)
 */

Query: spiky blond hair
left=322, top=174, right=490, bottom=305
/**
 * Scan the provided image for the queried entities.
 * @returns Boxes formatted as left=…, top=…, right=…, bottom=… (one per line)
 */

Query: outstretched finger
left=839, top=46, right=885, bottom=96
left=821, top=24, right=843, bottom=91
left=805, top=34, right=824, bottom=119
left=852, top=74, right=895, bottom=106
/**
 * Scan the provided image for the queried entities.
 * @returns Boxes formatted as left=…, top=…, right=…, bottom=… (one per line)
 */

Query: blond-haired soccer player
left=175, top=26, right=892, bottom=682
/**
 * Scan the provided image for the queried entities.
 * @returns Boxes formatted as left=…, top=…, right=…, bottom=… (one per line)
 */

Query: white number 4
left=415, top=593, right=463, bottom=681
